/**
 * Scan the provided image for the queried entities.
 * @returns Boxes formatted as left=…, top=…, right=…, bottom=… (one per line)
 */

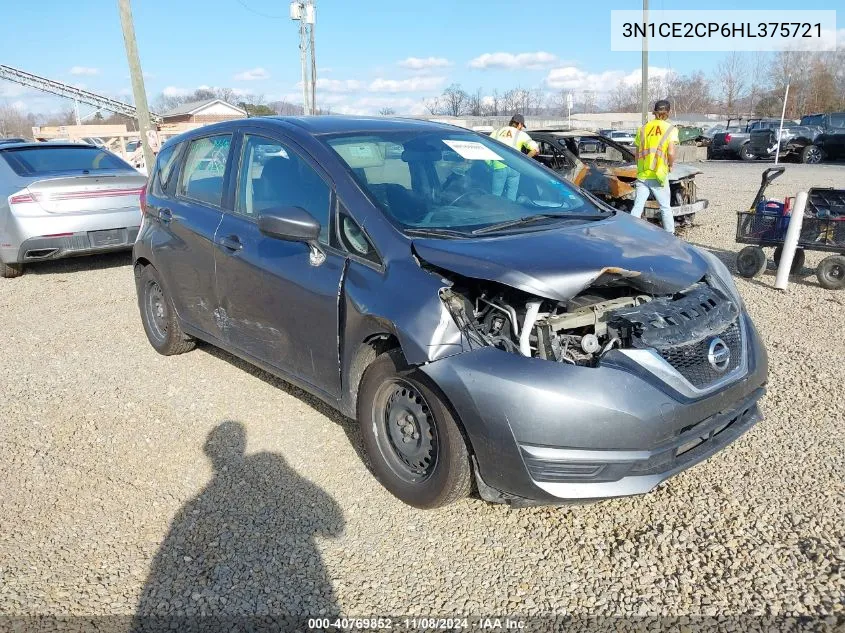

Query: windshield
left=1, top=146, right=132, bottom=176
left=325, top=130, right=603, bottom=235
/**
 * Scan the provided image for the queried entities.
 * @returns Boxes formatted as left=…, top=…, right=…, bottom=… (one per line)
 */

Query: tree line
left=422, top=50, right=845, bottom=119
left=2, top=50, right=843, bottom=139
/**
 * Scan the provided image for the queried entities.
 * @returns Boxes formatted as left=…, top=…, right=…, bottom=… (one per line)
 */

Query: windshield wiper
left=471, top=212, right=606, bottom=235
left=403, top=227, right=469, bottom=238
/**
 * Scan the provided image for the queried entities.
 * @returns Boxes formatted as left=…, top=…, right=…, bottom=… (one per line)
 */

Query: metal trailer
left=735, top=167, right=845, bottom=289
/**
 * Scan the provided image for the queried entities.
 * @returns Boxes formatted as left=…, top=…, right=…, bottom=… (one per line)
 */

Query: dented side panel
left=341, top=258, right=465, bottom=378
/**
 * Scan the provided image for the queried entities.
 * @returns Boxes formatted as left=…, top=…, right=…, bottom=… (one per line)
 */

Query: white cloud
left=234, top=67, right=270, bottom=81
left=545, top=65, right=671, bottom=92
left=398, top=56, right=452, bottom=71
left=70, top=66, right=99, bottom=76
left=163, top=86, right=192, bottom=97
left=368, top=76, right=445, bottom=93
left=469, top=52, right=558, bottom=70
left=316, top=78, right=363, bottom=93
left=327, top=96, right=427, bottom=116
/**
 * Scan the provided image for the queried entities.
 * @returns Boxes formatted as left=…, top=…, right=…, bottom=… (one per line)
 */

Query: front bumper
left=420, top=313, right=767, bottom=505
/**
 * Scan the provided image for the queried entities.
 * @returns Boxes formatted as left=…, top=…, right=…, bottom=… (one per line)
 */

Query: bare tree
left=468, top=88, right=483, bottom=116
left=423, top=97, right=440, bottom=115
left=670, top=71, right=712, bottom=113
left=378, top=106, right=396, bottom=116
left=0, top=102, right=38, bottom=139
left=714, top=52, right=747, bottom=115
left=439, top=83, right=470, bottom=116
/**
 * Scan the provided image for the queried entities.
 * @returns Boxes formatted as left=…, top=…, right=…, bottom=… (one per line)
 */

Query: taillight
left=724, top=133, right=732, bottom=143
left=139, top=184, right=148, bottom=216
left=9, top=191, right=39, bottom=205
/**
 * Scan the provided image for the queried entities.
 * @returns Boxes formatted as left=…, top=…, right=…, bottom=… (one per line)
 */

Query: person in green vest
left=489, top=113, right=539, bottom=200
left=630, top=99, right=679, bottom=234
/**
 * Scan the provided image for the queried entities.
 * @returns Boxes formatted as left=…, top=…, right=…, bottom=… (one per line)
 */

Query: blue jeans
left=491, top=167, right=520, bottom=201
left=631, top=178, right=674, bottom=233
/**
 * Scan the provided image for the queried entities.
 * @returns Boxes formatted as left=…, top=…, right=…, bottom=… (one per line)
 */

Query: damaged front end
left=439, top=272, right=740, bottom=380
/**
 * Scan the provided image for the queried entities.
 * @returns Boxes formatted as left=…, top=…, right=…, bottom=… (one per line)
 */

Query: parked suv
left=134, top=117, right=767, bottom=508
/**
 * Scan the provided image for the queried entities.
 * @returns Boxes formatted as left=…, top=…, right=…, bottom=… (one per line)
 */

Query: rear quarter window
left=151, top=142, right=183, bottom=196
left=177, top=135, right=232, bottom=207
left=0, top=146, right=132, bottom=176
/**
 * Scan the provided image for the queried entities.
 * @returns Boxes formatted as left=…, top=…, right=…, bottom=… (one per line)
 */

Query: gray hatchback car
left=133, top=116, right=768, bottom=508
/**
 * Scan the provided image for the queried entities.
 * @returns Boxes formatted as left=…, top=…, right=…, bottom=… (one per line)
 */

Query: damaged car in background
left=530, top=129, right=708, bottom=228
left=135, top=116, right=767, bottom=509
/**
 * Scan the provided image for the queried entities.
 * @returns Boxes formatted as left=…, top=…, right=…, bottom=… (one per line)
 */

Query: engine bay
left=441, top=279, right=739, bottom=366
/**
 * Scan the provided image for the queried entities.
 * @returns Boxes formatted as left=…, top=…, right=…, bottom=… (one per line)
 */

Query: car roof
left=160, top=115, right=472, bottom=151
left=0, top=141, right=93, bottom=151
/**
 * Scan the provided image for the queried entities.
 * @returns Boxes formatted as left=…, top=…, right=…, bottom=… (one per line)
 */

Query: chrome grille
left=657, top=321, right=742, bottom=389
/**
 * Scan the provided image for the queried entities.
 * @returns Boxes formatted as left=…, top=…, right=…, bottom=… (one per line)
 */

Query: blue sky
left=0, top=0, right=841, bottom=116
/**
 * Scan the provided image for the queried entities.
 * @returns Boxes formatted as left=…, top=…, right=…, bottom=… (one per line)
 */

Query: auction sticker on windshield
left=442, top=140, right=503, bottom=161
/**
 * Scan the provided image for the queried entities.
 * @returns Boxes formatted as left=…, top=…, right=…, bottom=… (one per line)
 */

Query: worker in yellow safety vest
left=630, top=99, right=679, bottom=234
left=489, top=113, right=539, bottom=201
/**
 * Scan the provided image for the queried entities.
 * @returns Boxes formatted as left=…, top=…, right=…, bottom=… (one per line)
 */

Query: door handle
left=218, top=235, right=243, bottom=252
left=158, top=208, right=173, bottom=223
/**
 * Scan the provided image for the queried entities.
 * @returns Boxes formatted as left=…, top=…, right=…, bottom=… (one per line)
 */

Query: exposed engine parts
left=441, top=281, right=737, bottom=367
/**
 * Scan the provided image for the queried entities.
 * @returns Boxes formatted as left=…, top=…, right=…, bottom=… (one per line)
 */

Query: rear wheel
left=138, top=265, right=195, bottom=355
left=773, top=246, right=806, bottom=274
left=736, top=246, right=768, bottom=278
left=816, top=255, right=845, bottom=290
left=0, top=261, right=24, bottom=279
left=357, top=351, right=472, bottom=509
left=801, top=145, right=823, bottom=164
left=739, top=144, right=756, bottom=161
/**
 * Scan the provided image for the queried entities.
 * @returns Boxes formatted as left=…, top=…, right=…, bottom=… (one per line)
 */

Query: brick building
left=161, top=99, right=247, bottom=124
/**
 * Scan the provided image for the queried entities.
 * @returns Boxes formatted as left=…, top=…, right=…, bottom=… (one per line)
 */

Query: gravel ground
left=0, top=161, right=843, bottom=628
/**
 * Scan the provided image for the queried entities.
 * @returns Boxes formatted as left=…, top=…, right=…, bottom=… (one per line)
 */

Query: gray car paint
left=135, top=116, right=768, bottom=505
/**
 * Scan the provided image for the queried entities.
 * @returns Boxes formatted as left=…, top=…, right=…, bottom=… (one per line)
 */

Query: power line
left=234, top=0, right=285, bottom=19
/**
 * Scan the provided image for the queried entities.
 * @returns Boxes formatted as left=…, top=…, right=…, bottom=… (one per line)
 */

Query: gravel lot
left=1, top=161, right=843, bottom=627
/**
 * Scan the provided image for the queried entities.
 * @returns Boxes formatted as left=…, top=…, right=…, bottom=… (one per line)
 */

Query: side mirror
left=258, top=206, right=321, bottom=243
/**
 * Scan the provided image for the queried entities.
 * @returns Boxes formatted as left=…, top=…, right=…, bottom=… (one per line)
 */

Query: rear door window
left=178, top=135, right=232, bottom=207
left=0, top=146, right=132, bottom=176
left=828, top=113, right=845, bottom=129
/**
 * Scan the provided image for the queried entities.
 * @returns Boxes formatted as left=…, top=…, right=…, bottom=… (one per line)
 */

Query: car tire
left=0, top=261, right=24, bottom=278
left=739, top=144, right=756, bottom=161
left=801, top=145, right=823, bottom=164
left=138, top=265, right=195, bottom=356
left=357, top=350, right=472, bottom=509
left=736, top=246, right=768, bottom=278
left=816, top=255, right=845, bottom=290
left=773, top=246, right=806, bottom=274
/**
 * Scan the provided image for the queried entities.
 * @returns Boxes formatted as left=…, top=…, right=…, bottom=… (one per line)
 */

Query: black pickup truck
left=748, top=112, right=845, bottom=163
left=708, top=118, right=785, bottom=160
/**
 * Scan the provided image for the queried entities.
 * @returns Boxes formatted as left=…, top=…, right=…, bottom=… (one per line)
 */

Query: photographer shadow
left=133, top=420, right=344, bottom=631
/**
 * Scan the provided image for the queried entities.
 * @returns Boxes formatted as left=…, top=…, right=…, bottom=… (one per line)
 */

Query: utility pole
left=308, top=0, right=317, bottom=114
left=291, top=1, right=311, bottom=115
left=118, top=0, right=155, bottom=172
left=641, top=0, right=649, bottom=125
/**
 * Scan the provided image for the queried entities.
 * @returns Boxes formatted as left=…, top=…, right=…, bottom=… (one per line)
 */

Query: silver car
left=0, top=142, right=146, bottom=278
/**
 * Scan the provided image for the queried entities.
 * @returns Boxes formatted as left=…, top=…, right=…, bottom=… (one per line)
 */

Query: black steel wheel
left=773, top=246, right=806, bottom=274
left=739, top=144, right=757, bottom=161
left=357, top=351, right=472, bottom=508
left=817, top=255, right=845, bottom=290
left=137, top=265, right=195, bottom=355
left=736, top=246, right=768, bottom=278
left=801, top=145, right=823, bottom=164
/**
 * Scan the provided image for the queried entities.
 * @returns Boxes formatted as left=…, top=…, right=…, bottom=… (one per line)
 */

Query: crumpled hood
left=412, top=213, right=709, bottom=301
